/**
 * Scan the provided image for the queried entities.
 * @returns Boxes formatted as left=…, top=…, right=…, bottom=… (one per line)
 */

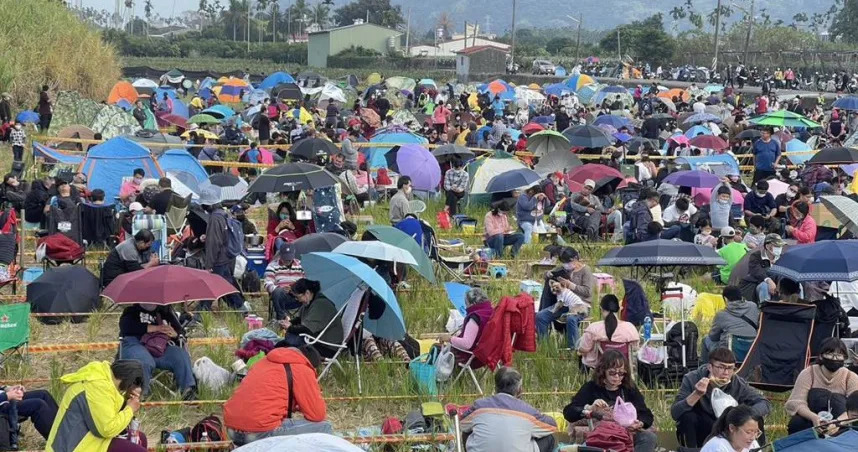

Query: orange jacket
left=223, top=347, right=327, bottom=432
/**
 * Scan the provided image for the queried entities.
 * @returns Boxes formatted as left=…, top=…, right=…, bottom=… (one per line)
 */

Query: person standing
left=443, top=159, right=469, bottom=216
left=204, top=201, right=248, bottom=312
left=37, top=85, right=52, bottom=133
left=9, top=121, right=26, bottom=162
left=752, top=127, right=780, bottom=183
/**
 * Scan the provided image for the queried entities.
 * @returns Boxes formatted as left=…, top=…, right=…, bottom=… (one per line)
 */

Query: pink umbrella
left=692, top=186, right=744, bottom=207
left=766, top=179, right=789, bottom=197
left=669, top=135, right=690, bottom=146
left=102, top=266, right=239, bottom=305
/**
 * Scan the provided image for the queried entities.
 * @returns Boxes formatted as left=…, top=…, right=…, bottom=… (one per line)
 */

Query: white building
left=410, top=37, right=509, bottom=58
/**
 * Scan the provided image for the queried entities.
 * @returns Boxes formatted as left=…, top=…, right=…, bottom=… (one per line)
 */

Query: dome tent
left=79, top=137, right=163, bottom=202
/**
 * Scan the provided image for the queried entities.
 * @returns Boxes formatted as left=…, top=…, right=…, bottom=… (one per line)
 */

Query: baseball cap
left=129, top=202, right=144, bottom=213
left=720, top=226, right=735, bottom=238
left=230, top=204, right=245, bottom=214
left=279, top=243, right=296, bottom=262
left=764, top=233, right=785, bottom=246
left=583, top=179, right=596, bottom=189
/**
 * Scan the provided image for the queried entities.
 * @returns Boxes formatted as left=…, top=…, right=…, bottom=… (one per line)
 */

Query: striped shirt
left=263, top=259, right=304, bottom=293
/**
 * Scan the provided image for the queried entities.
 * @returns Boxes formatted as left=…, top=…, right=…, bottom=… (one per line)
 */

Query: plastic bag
left=446, top=309, right=464, bottom=333
left=193, top=356, right=231, bottom=391
left=711, top=387, right=738, bottom=418
left=435, top=344, right=456, bottom=382
left=613, top=396, right=638, bottom=427
left=637, top=341, right=665, bottom=365
left=437, top=208, right=452, bottom=230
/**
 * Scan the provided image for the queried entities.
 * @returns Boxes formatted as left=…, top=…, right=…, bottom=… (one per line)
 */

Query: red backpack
left=190, top=415, right=225, bottom=442
left=585, top=421, right=634, bottom=452
left=37, top=234, right=84, bottom=261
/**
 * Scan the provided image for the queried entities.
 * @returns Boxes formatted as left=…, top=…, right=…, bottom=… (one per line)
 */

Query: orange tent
left=107, top=81, right=139, bottom=105
left=658, top=88, right=690, bottom=102
left=217, top=78, right=250, bottom=103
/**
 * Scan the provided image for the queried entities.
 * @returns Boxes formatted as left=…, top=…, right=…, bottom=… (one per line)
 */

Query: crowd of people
left=1, top=64, right=858, bottom=451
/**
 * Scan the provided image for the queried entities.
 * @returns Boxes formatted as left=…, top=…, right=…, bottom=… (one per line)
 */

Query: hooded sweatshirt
left=708, top=299, right=759, bottom=348
left=224, top=347, right=326, bottom=432
left=46, top=361, right=133, bottom=452
left=671, top=365, right=771, bottom=422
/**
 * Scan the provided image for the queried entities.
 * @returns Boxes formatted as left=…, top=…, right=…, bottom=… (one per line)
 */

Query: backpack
left=241, top=268, right=261, bottom=293
left=666, top=321, right=699, bottom=366
left=620, top=279, right=652, bottom=326
left=190, top=415, right=225, bottom=442
left=224, top=216, right=244, bottom=259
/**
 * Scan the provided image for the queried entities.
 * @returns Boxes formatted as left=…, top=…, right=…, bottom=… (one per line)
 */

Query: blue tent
left=242, top=89, right=268, bottom=105
left=366, top=131, right=428, bottom=168
left=198, top=87, right=213, bottom=100
left=544, top=83, right=571, bottom=97
left=259, top=72, right=296, bottom=91
left=32, top=142, right=83, bottom=165
left=79, top=137, right=163, bottom=202
left=199, top=77, right=216, bottom=91
left=171, top=99, right=189, bottom=119
left=154, top=87, right=179, bottom=102
left=676, top=154, right=741, bottom=177
left=115, top=99, right=133, bottom=111
left=156, top=149, right=208, bottom=183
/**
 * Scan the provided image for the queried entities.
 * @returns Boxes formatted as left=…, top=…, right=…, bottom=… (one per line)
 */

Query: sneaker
left=182, top=386, right=198, bottom=401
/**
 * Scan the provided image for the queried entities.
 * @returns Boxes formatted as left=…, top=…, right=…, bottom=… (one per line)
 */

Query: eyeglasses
left=822, top=353, right=846, bottom=361
left=607, top=370, right=627, bottom=377
left=739, top=427, right=762, bottom=439
left=711, top=364, right=736, bottom=372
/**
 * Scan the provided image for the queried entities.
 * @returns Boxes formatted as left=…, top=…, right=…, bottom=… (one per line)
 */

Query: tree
left=143, top=0, right=153, bottom=36
left=288, top=0, right=311, bottom=37
left=830, top=0, right=858, bottom=43
left=333, top=0, right=403, bottom=28
left=546, top=37, right=575, bottom=55
left=600, top=14, right=676, bottom=65
left=312, top=2, right=331, bottom=29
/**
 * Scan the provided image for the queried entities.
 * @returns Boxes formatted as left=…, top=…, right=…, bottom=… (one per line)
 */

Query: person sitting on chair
left=578, top=294, right=640, bottom=369
left=101, top=229, right=159, bottom=288
left=701, top=286, right=759, bottom=363
left=388, top=176, right=413, bottom=225
left=276, top=278, right=343, bottom=358
left=461, top=367, right=557, bottom=452
left=118, top=301, right=196, bottom=400
left=483, top=200, right=524, bottom=258
left=264, top=243, right=305, bottom=321
left=439, top=288, right=494, bottom=363
left=786, top=338, right=858, bottom=434
left=672, top=348, right=772, bottom=448
left=700, top=405, right=763, bottom=452
left=224, top=345, right=332, bottom=445
left=564, top=350, right=658, bottom=452
left=535, top=247, right=594, bottom=349
left=119, top=168, right=146, bottom=203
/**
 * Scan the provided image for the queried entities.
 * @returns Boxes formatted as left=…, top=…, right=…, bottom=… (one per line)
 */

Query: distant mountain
left=316, top=0, right=833, bottom=33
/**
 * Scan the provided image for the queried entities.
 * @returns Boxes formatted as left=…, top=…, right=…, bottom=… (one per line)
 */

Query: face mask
left=772, top=246, right=783, bottom=259
left=139, top=303, right=157, bottom=312
left=756, top=191, right=766, bottom=197
left=718, top=198, right=730, bottom=205
left=14, top=125, right=21, bottom=130
left=279, top=213, right=289, bottom=220
left=404, top=186, right=412, bottom=195
left=786, top=189, right=797, bottom=198
left=132, top=178, right=142, bottom=185
left=563, top=262, right=576, bottom=271
left=821, top=358, right=845, bottom=373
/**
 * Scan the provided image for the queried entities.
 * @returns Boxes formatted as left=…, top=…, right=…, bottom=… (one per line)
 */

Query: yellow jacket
left=46, top=361, right=134, bottom=452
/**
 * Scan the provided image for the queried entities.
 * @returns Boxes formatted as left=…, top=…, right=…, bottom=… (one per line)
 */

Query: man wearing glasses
left=671, top=348, right=772, bottom=448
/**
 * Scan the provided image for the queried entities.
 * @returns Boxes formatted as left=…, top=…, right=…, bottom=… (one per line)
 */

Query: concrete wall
left=329, top=25, right=401, bottom=58
left=308, top=32, right=331, bottom=68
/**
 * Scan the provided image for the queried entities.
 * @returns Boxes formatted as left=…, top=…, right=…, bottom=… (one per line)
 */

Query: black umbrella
left=274, top=82, right=303, bottom=101
left=292, top=232, right=348, bottom=258
left=807, top=147, right=858, bottom=165
left=625, top=137, right=659, bottom=154
left=248, top=162, right=339, bottom=193
left=598, top=239, right=727, bottom=267
left=432, top=144, right=474, bottom=164
left=290, top=138, right=340, bottom=161
left=208, top=172, right=240, bottom=187
left=561, top=125, right=613, bottom=148
left=735, top=129, right=762, bottom=140
left=27, top=266, right=100, bottom=324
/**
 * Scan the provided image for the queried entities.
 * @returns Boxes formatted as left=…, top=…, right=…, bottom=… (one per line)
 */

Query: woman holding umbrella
left=277, top=278, right=344, bottom=358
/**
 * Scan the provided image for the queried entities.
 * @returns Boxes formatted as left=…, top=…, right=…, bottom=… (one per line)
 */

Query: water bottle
left=643, top=316, right=652, bottom=341
left=128, top=419, right=140, bottom=445
left=200, top=431, right=210, bottom=442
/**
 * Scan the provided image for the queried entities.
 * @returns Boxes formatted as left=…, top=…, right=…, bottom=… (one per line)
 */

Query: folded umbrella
left=769, top=241, right=858, bottom=282
left=102, top=266, right=239, bottom=305
left=362, top=225, right=435, bottom=283
left=249, top=162, right=339, bottom=193
left=292, top=232, right=349, bottom=258
left=486, top=168, right=541, bottom=193
left=301, top=252, right=404, bottom=340
left=663, top=170, right=721, bottom=188
left=598, top=239, right=726, bottom=267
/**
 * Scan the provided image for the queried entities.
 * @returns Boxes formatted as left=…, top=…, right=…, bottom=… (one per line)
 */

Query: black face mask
left=236, top=215, right=246, bottom=221
left=821, top=358, right=845, bottom=373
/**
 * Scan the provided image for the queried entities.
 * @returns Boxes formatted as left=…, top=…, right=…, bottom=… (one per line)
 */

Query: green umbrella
left=188, top=114, right=220, bottom=125
left=362, top=225, right=436, bottom=283
left=749, top=110, right=820, bottom=129
left=527, top=130, right=571, bottom=157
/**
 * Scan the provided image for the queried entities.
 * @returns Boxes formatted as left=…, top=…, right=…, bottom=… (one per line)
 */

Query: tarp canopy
left=79, top=137, right=163, bottom=201
left=156, top=149, right=208, bottom=183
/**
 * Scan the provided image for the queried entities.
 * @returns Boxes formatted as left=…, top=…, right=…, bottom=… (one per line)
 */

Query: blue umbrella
left=612, top=132, right=632, bottom=143
left=15, top=111, right=39, bottom=124
left=685, top=125, right=714, bottom=138
left=485, top=168, right=541, bottom=193
left=594, top=115, right=632, bottom=129
left=202, top=105, right=235, bottom=120
left=833, top=96, right=858, bottom=111
left=301, top=252, right=405, bottom=340
left=683, top=113, right=721, bottom=124
left=769, top=241, right=858, bottom=282
left=544, top=83, right=571, bottom=97
left=532, top=116, right=553, bottom=125
left=444, top=282, right=470, bottom=316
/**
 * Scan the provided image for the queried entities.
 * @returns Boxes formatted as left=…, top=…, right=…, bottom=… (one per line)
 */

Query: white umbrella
left=233, top=434, right=363, bottom=452
left=333, top=241, right=417, bottom=266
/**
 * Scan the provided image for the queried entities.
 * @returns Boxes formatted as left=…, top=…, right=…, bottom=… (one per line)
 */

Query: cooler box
left=246, top=247, right=268, bottom=277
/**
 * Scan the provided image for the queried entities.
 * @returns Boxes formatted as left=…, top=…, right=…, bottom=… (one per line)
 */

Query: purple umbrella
left=385, top=144, right=441, bottom=191
left=612, top=132, right=632, bottom=143
left=663, top=169, right=721, bottom=188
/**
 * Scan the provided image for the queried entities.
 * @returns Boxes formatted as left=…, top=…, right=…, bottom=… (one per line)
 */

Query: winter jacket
left=205, top=209, right=231, bottom=268
left=708, top=299, right=760, bottom=348
left=473, top=294, right=536, bottom=370
left=739, top=249, right=772, bottom=302
left=629, top=201, right=653, bottom=242
left=45, top=361, right=134, bottom=452
left=224, top=347, right=326, bottom=433
left=23, top=180, right=51, bottom=224
left=790, top=215, right=816, bottom=244
left=671, top=365, right=771, bottom=422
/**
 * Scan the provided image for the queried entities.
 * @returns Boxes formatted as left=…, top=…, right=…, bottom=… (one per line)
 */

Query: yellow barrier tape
left=28, top=337, right=235, bottom=354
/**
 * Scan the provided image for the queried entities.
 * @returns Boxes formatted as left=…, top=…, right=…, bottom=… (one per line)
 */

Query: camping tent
left=259, top=72, right=296, bottom=91
left=366, top=128, right=428, bottom=169
left=107, top=81, right=139, bottom=105
left=79, top=137, right=163, bottom=201
left=466, top=150, right=529, bottom=203
left=50, top=91, right=140, bottom=139
left=32, top=142, right=84, bottom=165
left=156, top=149, right=208, bottom=183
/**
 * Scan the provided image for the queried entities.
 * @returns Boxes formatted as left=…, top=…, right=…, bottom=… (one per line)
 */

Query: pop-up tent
left=79, top=137, right=163, bottom=201
left=258, top=71, right=296, bottom=91
left=107, top=81, right=139, bottom=105
left=157, top=149, right=208, bottom=183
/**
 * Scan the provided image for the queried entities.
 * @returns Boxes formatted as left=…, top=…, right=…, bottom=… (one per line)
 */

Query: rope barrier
left=28, top=337, right=235, bottom=354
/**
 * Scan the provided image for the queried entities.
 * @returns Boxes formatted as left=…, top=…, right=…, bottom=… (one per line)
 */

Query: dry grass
left=0, top=0, right=120, bottom=109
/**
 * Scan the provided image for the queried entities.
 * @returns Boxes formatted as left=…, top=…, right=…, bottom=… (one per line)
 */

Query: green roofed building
left=308, top=22, right=403, bottom=68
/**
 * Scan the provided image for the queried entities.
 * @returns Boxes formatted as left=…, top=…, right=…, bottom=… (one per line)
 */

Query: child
left=9, top=122, right=25, bottom=162
left=743, top=215, right=766, bottom=250
left=694, top=219, right=717, bottom=248
left=549, top=279, right=590, bottom=316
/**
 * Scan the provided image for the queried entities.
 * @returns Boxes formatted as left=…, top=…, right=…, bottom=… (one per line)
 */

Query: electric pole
left=576, top=13, right=582, bottom=63
left=743, top=0, right=755, bottom=64
left=713, top=0, right=723, bottom=72
left=510, top=0, right=517, bottom=67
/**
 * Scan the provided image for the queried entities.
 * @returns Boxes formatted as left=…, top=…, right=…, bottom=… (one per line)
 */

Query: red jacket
left=224, top=347, right=327, bottom=432
left=791, top=214, right=817, bottom=244
left=473, top=293, right=537, bottom=370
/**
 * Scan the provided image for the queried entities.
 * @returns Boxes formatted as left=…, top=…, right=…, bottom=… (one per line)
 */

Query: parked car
left=532, top=59, right=556, bottom=75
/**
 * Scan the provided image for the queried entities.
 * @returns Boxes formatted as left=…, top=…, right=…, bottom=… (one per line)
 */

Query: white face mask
left=14, top=124, right=21, bottom=130
left=772, top=246, right=783, bottom=259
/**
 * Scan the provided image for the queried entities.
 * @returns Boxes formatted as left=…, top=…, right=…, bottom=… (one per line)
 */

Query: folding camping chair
left=0, top=303, right=30, bottom=369
left=424, top=221, right=475, bottom=282
left=117, top=333, right=184, bottom=398
left=301, top=289, right=368, bottom=393
left=80, top=203, right=118, bottom=249
left=0, top=231, right=19, bottom=294
left=452, top=333, right=518, bottom=395
left=132, top=214, right=169, bottom=262
left=165, top=193, right=192, bottom=236
left=727, top=334, right=755, bottom=365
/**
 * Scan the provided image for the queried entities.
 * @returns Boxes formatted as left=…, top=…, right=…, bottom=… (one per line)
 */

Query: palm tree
left=289, top=0, right=311, bottom=37
left=144, top=0, right=153, bottom=36
left=312, top=1, right=330, bottom=29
